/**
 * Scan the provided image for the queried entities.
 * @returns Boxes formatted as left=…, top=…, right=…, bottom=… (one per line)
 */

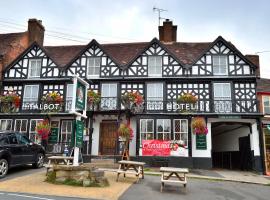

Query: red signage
left=142, top=140, right=171, bottom=156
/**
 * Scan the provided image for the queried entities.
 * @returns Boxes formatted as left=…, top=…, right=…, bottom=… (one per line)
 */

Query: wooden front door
left=99, top=121, right=118, bottom=155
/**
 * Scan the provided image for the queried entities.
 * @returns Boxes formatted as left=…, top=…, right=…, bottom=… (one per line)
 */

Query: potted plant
left=177, top=93, right=198, bottom=104
left=87, top=90, right=101, bottom=110
left=0, top=92, right=21, bottom=113
left=41, top=92, right=63, bottom=112
left=121, top=91, right=144, bottom=112
left=36, top=120, right=51, bottom=150
left=191, top=117, right=208, bottom=135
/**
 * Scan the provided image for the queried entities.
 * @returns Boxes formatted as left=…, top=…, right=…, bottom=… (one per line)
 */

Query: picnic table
left=46, top=156, right=74, bottom=175
left=116, top=160, right=145, bottom=183
left=160, top=167, right=189, bottom=192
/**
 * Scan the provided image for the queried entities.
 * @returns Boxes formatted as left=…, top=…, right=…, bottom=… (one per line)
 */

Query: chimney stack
left=159, top=19, right=177, bottom=43
left=245, top=54, right=260, bottom=77
left=28, top=18, right=45, bottom=45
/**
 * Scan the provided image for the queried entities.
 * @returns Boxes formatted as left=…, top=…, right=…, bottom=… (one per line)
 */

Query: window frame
left=263, top=96, right=270, bottom=114
left=212, top=55, right=228, bottom=76
left=148, top=56, right=162, bottom=77
left=87, top=57, right=100, bottom=78
left=23, top=85, right=39, bottom=103
left=60, top=120, right=73, bottom=143
left=66, top=84, right=74, bottom=111
left=14, top=119, right=28, bottom=133
left=140, top=119, right=154, bottom=145
left=213, top=83, right=231, bottom=100
left=156, top=119, right=171, bottom=141
left=29, top=119, right=43, bottom=142
left=28, top=59, right=42, bottom=78
left=0, top=119, right=13, bottom=131
left=173, top=119, right=188, bottom=147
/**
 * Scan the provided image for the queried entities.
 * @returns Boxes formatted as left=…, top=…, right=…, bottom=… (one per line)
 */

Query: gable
left=4, top=44, right=59, bottom=79
left=126, top=41, right=185, bottom=77
left=190, top=39, right=255, bottom=76
left=66, top=42, right=121, bottom=78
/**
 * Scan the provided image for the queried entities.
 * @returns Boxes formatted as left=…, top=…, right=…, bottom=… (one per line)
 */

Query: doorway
left=99, top=121, right=118, bottom=155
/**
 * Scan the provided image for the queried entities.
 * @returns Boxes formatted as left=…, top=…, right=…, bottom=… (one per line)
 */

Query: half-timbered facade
left=0, top=20, right=264, bottom=172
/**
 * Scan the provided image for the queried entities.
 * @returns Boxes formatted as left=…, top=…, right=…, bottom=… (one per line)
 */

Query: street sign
left=196, top=134, right=207, bottom=150
left=75, top=120, right=84, bottom=148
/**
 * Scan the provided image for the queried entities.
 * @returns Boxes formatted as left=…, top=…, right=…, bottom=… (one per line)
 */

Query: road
left=119, top=175, right=270, bottom=200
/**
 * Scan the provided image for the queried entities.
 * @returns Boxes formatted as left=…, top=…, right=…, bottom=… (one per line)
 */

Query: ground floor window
left=157, top=119, right=171, bottom=140
left=14, top=119, right=28, bottom=133
left=60, top=120, right=73, bottom=143
left=29, top=119, right=43, bottom=142
left=0, top=119, right=13, bottom=131
left=140, top=119, right=154, bottom=143
left=173, top=119, right=188, bottom=147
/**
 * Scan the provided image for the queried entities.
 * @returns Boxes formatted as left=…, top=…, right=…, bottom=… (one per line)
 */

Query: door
left=99, top=121, right=118, bottom=155
left=16, top=133, right=36, bottom=163
left=7, top=133, right=24, bottom=165
left=239, top=136, right=252, bottom=170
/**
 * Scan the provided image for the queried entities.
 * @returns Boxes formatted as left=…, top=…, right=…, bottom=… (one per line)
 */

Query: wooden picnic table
left=47, top=156, right=74, bottom=166
left=160, top=167, right=189, bottom=192
left=116, top=160, right=146, bottom=183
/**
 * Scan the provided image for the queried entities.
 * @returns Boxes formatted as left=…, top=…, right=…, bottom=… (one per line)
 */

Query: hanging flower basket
left=36, top=120, right=51, bottom=140
left=0, top=92, right=21, bottom=113
left=177, top=93, right=198, bottom=104
left=191, top=117, right=208, bottom=135
left=41, top=92, right=63, bottom=112
left=87, top=90, right=101, bottom=110
left=118, top=123, right=134, bottom=143
left=121, top=92, right=144, bottom=112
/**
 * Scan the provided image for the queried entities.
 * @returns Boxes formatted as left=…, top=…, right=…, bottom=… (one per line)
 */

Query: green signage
left=196, top=134, right=207, bottom=150
left=75, top=81, right=86, bottom=110
left=48, top=127, right=59, bottom=143
left=75, top=120, right=84, bottom=148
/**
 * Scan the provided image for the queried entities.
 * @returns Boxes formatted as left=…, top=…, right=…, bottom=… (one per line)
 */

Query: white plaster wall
left=251, top=123, right=260, bottom=156
left=129, top=117, right=137, bottom=156
left=192, top=122, right=212, bottom=157
left=212, top=126, right=250, bottom=152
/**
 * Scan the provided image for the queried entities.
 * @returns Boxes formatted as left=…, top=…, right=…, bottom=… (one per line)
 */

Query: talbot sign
left=22, top=103, right=62, bottom=111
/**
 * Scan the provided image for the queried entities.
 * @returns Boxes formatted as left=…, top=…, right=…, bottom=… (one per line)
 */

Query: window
left=157, top=119, right=171, bottom=140
left=29, top=59, right=42, bottom=78
left=173, top=119, right=188, bottom=147
left=0, top=135, right=9, bottom=145
left=61, top=120, right=73, bottom=143
left=148, top=56, right=162, bottom=76
left=147, top=83, right=163, bottom=110
left=66, top=84, right=74, bottom=110
left=0, top=119, right=13, bottom=131
left=263, top=96, right=270, bottom=114
left=16, top=133, right=31, bottom=145
left=213, top=83, right=232, bottom=113
left=29, top=119, right=43, bottom=142
left=87, top=57, right=100, bottom=77
left=8, top=134, right=18, bottom=145
left=140, top=119, right=154, bottom=144
left=23, top=85, right=39, bottom=109
left=213, top=55, right=228, bottom=75
left=14, top=119, right=28, bottom=133
left=101, top=83, right=117, bottom=110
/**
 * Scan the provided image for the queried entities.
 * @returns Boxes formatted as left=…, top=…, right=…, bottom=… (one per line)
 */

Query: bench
left=116, top=160, right=145, bottom=183
left=160, top=167, right=189, bottom=192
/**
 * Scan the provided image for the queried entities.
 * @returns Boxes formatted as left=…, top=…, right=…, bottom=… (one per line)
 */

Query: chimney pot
left=158, top=20, right=177, bottom=43
left=28, top=18, right=45, bottom=45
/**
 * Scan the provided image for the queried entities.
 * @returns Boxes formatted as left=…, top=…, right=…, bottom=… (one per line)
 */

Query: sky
left=0, top=0, right=269, bottom=78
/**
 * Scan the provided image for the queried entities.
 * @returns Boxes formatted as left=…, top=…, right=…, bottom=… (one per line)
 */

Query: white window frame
left=28, top=59, right=42, bottom=78
left=213, top=83, right=232, bottom=113
left=66, top=84, right=74, bottom=111
left=213, top=83, right=231, bottom=100
left=263, top=96, right=270, bottom=114
left=147, top=83, right=163, bottom=110
left=23, top=85, right=39, bottom=104
left=0, top=119, right=13, bottom=131
left=14, top=119, right=28, bottom=133
left=101, top=83, right=117, bottom=110
left=60, top=120, right=73, bottom=143
left=87, top=57, right=100, bottom=78
left=173, top=119, right=188, bottom=147
left=140, top=119, right=154, bottom=145
left=148, top=56, right=162, bottom=77
left=212, top=55, right=228, bottom=75
left=29, top=119, right=43, bottom=143
left=156, top=119, right=171, bottom=140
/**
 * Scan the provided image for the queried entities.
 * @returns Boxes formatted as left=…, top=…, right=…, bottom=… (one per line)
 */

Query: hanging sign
left=75, top=81, right=86, bottom=110
left=196, top=134, right=207, bottom=150
left=75, top=120, right=84, bottom=148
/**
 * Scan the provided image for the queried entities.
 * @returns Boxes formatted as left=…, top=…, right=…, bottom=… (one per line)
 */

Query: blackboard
left=49, top=127, right=58, bottom=143
left=196, top=134, right=207, bottom=150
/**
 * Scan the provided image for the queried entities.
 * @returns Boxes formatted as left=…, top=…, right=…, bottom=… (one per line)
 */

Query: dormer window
left=87, top=57, right=100, bottom=78
left=213, top=55, right=228, bottom=75
left=29, top=59, right=41, bottom=78
left=148, top=56, right=162, bottom=76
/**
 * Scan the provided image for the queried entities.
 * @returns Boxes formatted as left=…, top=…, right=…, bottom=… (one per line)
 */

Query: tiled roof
left=0, top=32, right=26, bottom=55
left=257, top=78, right=270, bottom=93
left=43, top=41, right=212, bottom=67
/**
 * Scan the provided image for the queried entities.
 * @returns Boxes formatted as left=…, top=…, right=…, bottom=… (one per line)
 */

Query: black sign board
left=196, top=134, right=207, bottom=150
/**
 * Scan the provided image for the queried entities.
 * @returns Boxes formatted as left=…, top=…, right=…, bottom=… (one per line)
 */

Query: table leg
left=141, top=165, right=144, bottom=179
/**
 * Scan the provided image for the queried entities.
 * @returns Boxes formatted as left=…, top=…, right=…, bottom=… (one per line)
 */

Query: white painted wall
left=192, top=122, right=212, bottom=157
left=129, top=117, right=137, bottom=156
left=251, top=122, right=260, bottom=156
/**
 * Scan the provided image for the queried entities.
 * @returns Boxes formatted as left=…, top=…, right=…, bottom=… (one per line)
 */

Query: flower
left=118, top=123, right=134, bottom=141
left=87, top=90, right=101, bottom=105
left=191, top=117, right=208, bottom=135
left=42, top=92, right=63, bottom=104
left=36, top=120, right=51, bottom=140
left=177, top=93, right=198, bottom=104
left=121, top=92, right=144, bottom=108
left=0, top=92, right=21, bottom=108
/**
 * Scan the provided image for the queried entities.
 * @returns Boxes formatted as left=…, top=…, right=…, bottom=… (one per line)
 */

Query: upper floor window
left=29, top=59, right=42, bottom=78
left=147, top=83, right=163, bottom=110
left=66, top=84, right=74, bottom=111
left=213, top=83, right=232, bottom=113
left=23, top=85, right=39, bottom=103
left=263, top=96, right=270, bottom=114
left=87, top=57, right=100, bottom=77
left=213, top=55, right=228, bottom=75
left=148, top=56, right=162, bottom=77
left=101, top=83, right=117, bottom=110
